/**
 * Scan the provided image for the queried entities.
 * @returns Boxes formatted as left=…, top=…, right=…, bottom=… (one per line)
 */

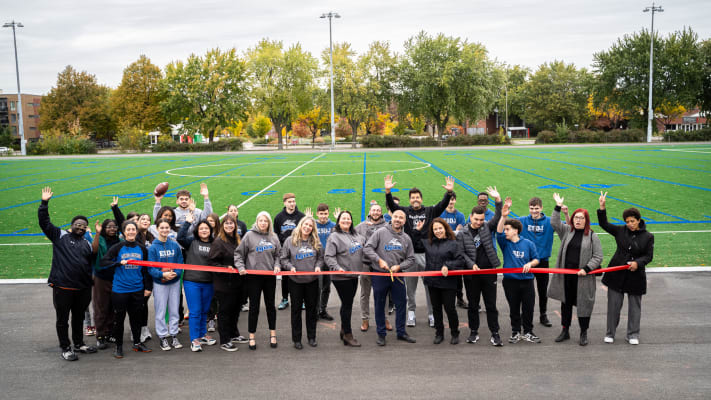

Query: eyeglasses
left=573, top=216, right=586, bottom=220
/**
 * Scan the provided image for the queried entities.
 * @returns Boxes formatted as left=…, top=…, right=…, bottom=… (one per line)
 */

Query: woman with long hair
left=549, top=193, right=603, bottom=346
left=91, top=218, right=120, bottom=350
left=280, top=216, right=324, bottom=349
left=234, top=211, right=281, bottom=350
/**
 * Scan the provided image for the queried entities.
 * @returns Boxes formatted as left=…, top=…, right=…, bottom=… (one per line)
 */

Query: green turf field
left=1, top=143, right=710, bottom=278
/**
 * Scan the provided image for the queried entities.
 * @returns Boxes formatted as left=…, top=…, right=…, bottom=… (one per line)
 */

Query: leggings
left=247, top=275, right=277, bottom=333
left=111, top=290, right=144, bottom=346
left=332, top=279, right=358, bottom=335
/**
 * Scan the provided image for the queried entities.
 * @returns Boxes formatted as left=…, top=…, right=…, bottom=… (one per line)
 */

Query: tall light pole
left=320, top=12, right=340, bottom=150
left=643, top=3, right=663, bottom=143
left=3, top=20, right=26, bottom=155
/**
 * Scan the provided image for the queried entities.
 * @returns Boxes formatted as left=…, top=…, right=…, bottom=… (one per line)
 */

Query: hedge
left=151, top=138, right=243, bottom=152
left=446, top=134, right=510, bottom=146
left=27, top=137, right=97, bottom=155
left=360, top=135, right=439, bottom=148
left=535, top=129, right=646, bottom=144
left=662, top=128, right=711, bottom=142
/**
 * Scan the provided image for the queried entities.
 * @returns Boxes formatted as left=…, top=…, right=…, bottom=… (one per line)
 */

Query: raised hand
left=41, top=187, right=53, bottom=201
left=502, top=196, right=512, bottom=217
left=333, top=207, right=342, bottom=220
left=384, top=175, right=396, bottom=192
left=553, top=193, right=564, bottom=207
left=95, top=220, right=102, bottom=233
left=599, top=191, right=607, bottom=210
left=304, top=207, right=313, bottom=218
left=443, top=176, right=455, bottom=192
left=111, top=196, right=119, bottom=207
left=185, top=211, right=195, bottom=224
left=188, top=198, right=196, bottom=212
left=200, top=183, right=209, bottom=198
left=414, top=220, right=425, bottom=231
left=486, top=186, right=501, bottom=202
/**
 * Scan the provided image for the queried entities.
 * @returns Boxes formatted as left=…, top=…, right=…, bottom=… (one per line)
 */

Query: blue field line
left=461, top=153, right=688, bottom=222
left=12, top=228, right=28, bottom=233
left=405, top=152, right=518, bottom=218
left=490, top=150, right=711, bottom=192
left=0, top=156, right=237, bottom=213
left=570, top=154, right=711, bottom=174
left=0, top=171, right=49, bottom=182
left=361, top=153, right=367, bottom=222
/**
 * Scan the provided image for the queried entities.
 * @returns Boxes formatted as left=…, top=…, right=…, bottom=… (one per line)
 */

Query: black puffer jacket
left=597, top=209, right=654, bottom=295
left=421, top=237, right=465, bottom=290
left=208, top=235, right=242, bottom=292
left=457, top=200, right=502, bottom=269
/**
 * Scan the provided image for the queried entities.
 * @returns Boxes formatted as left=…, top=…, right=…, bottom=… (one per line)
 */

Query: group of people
left=40, top=175, right=654, bottom=361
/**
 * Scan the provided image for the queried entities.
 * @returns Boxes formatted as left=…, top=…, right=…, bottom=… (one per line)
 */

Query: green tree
left=593, top=28, right=703, bottom=128
left=161, top=48, right=249, bottom=143
left=521, top=60, right=592, bottom=130
left=697, top=39, right=711, bottom=116
left=494, top=65, right=530, bottom=126
left=39, top=65, right=115, bottom=139
left=245, top=114, right=272, bottom=138
left=0, top=124, right=13, bottom=147
left=247, top=39, right=318, bottom=150
left=111, top=55, right=167, bottom=132
left=397, top=31, right=502, bottom=140
left=360, top=41, right=397, bottom=113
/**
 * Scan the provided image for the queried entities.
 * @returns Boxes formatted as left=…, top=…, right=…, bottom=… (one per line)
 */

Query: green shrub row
left=535, top=129, right=646, bottom=144
left=446, top=134, right=511, bottom=146
left=360, top=134, right=511, bottom=148
left=27, top=137, right=97, bottom=155
left=662, top=128, right=711, bottom=142
left=151, top=138, right=243, bottom=152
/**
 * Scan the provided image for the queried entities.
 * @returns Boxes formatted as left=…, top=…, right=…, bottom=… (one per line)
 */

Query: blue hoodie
left=440, top=209, right=466, bottom=231
left=497, top=232, right=539, bottom=280
left=147, top=238, right=184, bottom=284
left=316, top=220, right=336, bottom=248
left=101, top=241, right=149, bottom=294
left=517, top=213, right=554, bottom=260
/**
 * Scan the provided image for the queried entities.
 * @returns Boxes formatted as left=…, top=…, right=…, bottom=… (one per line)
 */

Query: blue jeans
left=372, top=275, right=407, bottom=337
left=184, top=280, right=214, bottom=341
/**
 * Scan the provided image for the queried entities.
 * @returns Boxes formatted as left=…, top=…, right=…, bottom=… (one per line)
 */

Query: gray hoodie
left=280, top=236, right=324, bottom=284
left=234, top=229, right=281, bottom=273
left=363, top=224, right=416, bottom=273
left=324, top=230, right=366, bottom=281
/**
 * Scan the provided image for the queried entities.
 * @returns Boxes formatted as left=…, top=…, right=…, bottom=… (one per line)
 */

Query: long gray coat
left=548, top=208, right=603, bottom=318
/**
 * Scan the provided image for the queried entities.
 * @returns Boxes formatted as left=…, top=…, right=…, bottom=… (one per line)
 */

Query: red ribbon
left=127, top=260, right=629, bottom=277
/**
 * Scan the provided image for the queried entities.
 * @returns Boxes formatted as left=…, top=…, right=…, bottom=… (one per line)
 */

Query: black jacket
left=598, top=209, right=654, bottom=295
left=274, top=207, right=306, bottom=244
left=39, top=200, right=94, bottom=290
left=421, top=237, right=465, bottom=290
left=457, top=200, right=502, bottom=270
left=177, top=222, right=213, bottom=283
left=208, top=235, right=242, bottom=292
left=386, top=191, right=453, bottom=253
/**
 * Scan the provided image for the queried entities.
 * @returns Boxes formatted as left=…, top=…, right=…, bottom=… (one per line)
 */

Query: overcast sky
left=1, top=0, right=709, bottom=95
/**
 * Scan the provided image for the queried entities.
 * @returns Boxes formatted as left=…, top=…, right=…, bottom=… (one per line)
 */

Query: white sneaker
left=140, top=326, right=152, bottom=343
left=207, top=319, right=216, bottom=332
left=604, top=336, right=614, bottom=344
left=428, top=314, right=435, bottom=328
left=627, top=337, right=639, bottom=345
left=191, top=339, right=202, bottom=352
left=406, top=311, right=416, bottom=327
left=199, top=336, right=217, bottom=346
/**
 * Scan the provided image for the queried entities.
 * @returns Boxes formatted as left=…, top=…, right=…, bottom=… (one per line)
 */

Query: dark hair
left=477, top=192, right=488, bottom=198
left=334, top=210, right=356, bottom=235
left=570, top=208, right=592, bottom=236
left=218, top=215, right=239, bottom=244
left=317, top=203, right=329, bottom=212
left=471, top=205, right=487, bottom=216
left=529, top=197, right=542, bottom=207
left=194, top=220, right=214, bottom=242
left=155, top=206, right=177, bottom=231
left=409, top=187, right=422, bottom=199
left=155, top=218, right=171, bottom=228
left=100, top=219, right=118, bottom=239
left=71, top=215, right=88, bottom=225
left=206, top=212, right=220, bottom=226
left=392, top=196, right=400, bottom=203
left=449, top=192, right=457, bottom=200
left=121, top=220, right=138, bottom=235
left=126, top=211, right=140, bottom=221
left=387, top=196, right=400, bottom=212
left=622, top=208, right=641, bottom=221
left=176, top=190, right=191, bottom=198
left=428, top=218, right=456, bottom=242
left=504, top=218, right=523, bottom=234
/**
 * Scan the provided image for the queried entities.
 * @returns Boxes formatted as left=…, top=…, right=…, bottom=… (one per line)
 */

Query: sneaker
left=318, top=311, right=334, bottom=321
left=241, top=303, right=249, bottom=312
left=96, top=336, right=109, bottom=350
left=490, top=333, right=503, bottom=347
left=302, top=302, right=306, bottom=310
left=221, top=342, right=239, bottom=352
left=627, top=337, right=639, bottom=345
left=207, top=320, right=216, bottom=332
left=604, top=336, right=615, bottom=344
left=132, top=342, right=152, bottom=352
left=428, top=314, right=435, bottom=328
left=191, top=340, right=202, bottom=352
left=466, top=333, right=480, bottom=344
left=278, top=298, right=289, bottom=310
left=406, top=311, right=416, bottom=327
left=113, top=345, right=123, bottom=359
left=74, top=343, right=97, bottom=354
left=200, top=336, right=217, bottom=346
left=456, top=297, right=468, bottom=309
left=172, top=336, right=183, bottom=349
left=61, top=348, right=78, bottom=361
left=160, top=337, right=171, bottom=351
left=388, top=305, right=394, bottom=315
left=231, top=336, right=249, bottom=344
left=508, top=332, right=521, bottom=343
left=523, top=332, right=542, bottom=343
left=140, top=326, right=152, bottom=343
left=85, top=326, right=96, bottom=336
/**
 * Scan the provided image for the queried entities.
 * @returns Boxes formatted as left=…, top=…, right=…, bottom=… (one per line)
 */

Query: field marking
left=661, top=148, right=711, bottom=154
left=237, top=153, right=326, bottom=209
left=165, top=159, right=430, bottom=179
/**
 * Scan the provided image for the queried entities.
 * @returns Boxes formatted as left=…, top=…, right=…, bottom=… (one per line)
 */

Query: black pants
left=53, top=287, right=92, bottom=350
left=208, top=296, right=218, bottom=320
left=140, top=294, right=150, bottom=327
left=502, top=278, right=535, bottom=334
left=319, top=273, right=331, bottom=313
left=427, top=285, right=459, bottom=337
left=561, top=274, right=590, bottom=330
left=534, top=259, right=549, bottom=315
left=463, top=274, right=500, bottom=334
left=332, top=279, right=358, bottom=334
left=215, top=289, right=243, bottom=344
left=111, top=290, right=144, bottom=346
left=456, top=276, right=464, bottom=300
left=281, top=277, right=289, bottom=301
left=289, top=279, right=319, bottom=342
left=247, top=275, right=277, bottom=333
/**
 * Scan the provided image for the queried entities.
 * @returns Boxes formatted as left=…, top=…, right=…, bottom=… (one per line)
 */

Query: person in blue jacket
left=148, top=218, right=184, bottom=351
left=517, top=197, right=554, bottom=328
left=497, top=198, right=541, bottom=344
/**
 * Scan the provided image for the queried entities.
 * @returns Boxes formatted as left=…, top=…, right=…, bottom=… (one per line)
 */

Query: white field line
left=661, top=148, right=711, bottom=154
left=0, top=243, right=52, bottom=246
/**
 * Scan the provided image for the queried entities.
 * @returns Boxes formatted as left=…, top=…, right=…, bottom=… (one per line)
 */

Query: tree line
left=37, top=29, right=710, bottom=149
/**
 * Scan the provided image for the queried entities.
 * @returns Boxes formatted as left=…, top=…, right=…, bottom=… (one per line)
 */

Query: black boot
left=113, top=345, right=124, bottom=359
left=555, top=327, right=570, bottom=342
left=579, top=330, right=588, bottom=346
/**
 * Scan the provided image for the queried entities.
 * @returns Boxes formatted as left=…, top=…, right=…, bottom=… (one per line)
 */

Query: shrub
left=360, top=135, right=438, bottom=148
left=662, top=128, right=711, bottom=142
left=446, top=134, right=511, bottom=146
left=535, top=130, right=557, bottom=144
left=116, top=126, right=150, bottom=152
left=151, top=138, right=243, bottom=152
left=26, top=136, right=97, bottom=155
left=536, top=128, right=646, bottom=144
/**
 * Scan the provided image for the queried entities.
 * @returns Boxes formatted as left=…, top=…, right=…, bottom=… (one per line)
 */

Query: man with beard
left=355, top=202, right=390, bottom=332
left=274, top=193, right=306, bottom=310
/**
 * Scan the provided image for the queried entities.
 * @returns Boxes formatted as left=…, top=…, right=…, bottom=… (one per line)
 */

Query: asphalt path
left=1, top=272, right=710, bottom=399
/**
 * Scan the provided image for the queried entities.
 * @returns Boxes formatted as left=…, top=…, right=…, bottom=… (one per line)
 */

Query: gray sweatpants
left=360, top=275, right=371, bottom=320
left=606, top=287, right=642, bottom=340
left=153, top=282, right=181, bottom=338
left=406, top=253, right=432, bottom=315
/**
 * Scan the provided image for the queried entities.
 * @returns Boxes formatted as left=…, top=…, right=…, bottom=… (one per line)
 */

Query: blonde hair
left=290, top=216, right=321, bottom=251
left=252, top=211, right=276, bottom=237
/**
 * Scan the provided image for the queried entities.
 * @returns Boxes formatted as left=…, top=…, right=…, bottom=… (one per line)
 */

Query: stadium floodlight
left=320, top=12, right=340, bottom=150
left=643, top=3, right=663, bottom=143
left=3, top=20, right=26, bottom=155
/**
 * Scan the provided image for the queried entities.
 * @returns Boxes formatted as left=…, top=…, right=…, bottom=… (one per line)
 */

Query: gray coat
left=548, top=208, right=603, bottom=318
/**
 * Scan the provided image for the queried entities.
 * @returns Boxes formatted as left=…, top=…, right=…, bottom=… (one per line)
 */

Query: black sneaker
left=96, top=337, right=109, bottom=350
left=318, top=311, right=334, bottom=321
left=74, top=343, right=97, bottom=354
left=376, top=336, right=386, bottom=346
left=466, top=333, right=480, bottom=344
left=397, top=334, right=416, bottom=343
left=490, top=333, right=503, bottom=347
left=509, top=332, right=521, bottom=344
left=221, top=343, right=239, bottom=352
left=133, top=342, right=152, bottom=353
left=540, top=314, right=552, bottom=327
left=159, top=337, right=171, bottom=351
left=456, top=297, right=468, bottom=309
left=433, top=335, right=444, bottom=344
left=61, top=348, right=78, bottom=361
left=113, top=345, right=124, bottom=359
left=450, top=335, right=459, bottom=345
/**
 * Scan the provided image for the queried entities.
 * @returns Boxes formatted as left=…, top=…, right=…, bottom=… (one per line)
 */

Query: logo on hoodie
left=280, top=220, right=297, bottom=233
left=256, top=239, right=275, bottom=253
left=295, top=245, right=316, bottom=260
left=384, top=238, right=403, bottom=252
left=527, top=225, right=544, bottom=233
left=349, top=239, right=363, bottom=254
